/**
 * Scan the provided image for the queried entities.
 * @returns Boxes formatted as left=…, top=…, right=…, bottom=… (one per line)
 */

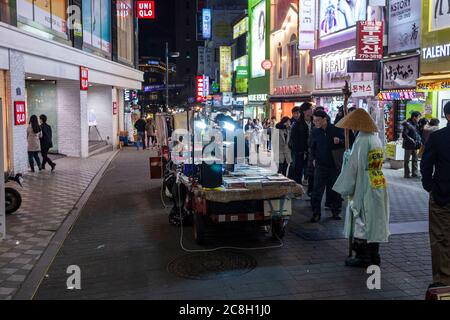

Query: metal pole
left=166, top=42, right=169, bottom=113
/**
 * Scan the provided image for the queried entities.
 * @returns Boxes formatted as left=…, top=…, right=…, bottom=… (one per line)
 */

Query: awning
left=268, top=93, right=312, bottom=102
left=311, top=89, right=343, bottom=97
left=416, top=74, right=450, bottom=92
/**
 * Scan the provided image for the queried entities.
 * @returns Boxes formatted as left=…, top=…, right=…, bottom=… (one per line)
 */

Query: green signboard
left=421, top=0, right=450, bottom=74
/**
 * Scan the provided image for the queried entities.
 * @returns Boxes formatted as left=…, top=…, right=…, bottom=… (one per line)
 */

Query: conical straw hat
left=335, top=108, right=378, bottom=133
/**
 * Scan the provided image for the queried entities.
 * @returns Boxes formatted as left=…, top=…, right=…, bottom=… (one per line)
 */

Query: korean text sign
left=357, top=21, right=384, bottom=60
left=14, top=101, right=26, bottom=126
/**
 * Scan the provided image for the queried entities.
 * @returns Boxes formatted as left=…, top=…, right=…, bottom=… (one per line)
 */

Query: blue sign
left=202, top=8, right=211, bottom=39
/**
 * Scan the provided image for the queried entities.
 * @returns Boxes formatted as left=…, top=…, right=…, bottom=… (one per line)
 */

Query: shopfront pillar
left=8, top=50, right=28, bottom=173
left=57, top=80, right=89, bottom=157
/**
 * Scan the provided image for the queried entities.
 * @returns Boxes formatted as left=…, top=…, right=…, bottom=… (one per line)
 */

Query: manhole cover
left=167, top=250, right=257, bottom=280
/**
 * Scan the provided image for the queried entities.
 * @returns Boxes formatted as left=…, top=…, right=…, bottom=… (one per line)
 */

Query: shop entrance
left=26, top=80, right=58, bottom=152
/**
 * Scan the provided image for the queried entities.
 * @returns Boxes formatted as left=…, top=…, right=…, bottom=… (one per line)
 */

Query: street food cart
left=178, top=164, right=303, bottom=244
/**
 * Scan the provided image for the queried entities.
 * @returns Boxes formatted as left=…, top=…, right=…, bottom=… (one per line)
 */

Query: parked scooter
left=4, top=172, right=23, bottom=214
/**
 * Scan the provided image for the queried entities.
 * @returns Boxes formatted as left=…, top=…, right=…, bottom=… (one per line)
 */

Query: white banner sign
left=314, top=47, right=372, bottom=90
left=298, top=0, right=316, bottom=49
left=388, top=0, right=421, bottom=54
left=382, top=56, right=419, bottom=89
left=351, top=80, right=375, bottom=97
left=251, top=0, right=266, bottom=78
left=430, top=0, right=450, bottom=31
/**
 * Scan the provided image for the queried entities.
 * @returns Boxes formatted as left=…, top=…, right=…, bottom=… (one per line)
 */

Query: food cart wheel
left=193, top=212, right=206, bottom=244
left=271, top=218, right=285, bottom=239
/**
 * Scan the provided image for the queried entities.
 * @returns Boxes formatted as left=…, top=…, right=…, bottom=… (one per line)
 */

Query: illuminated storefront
left=416, top=0, right=450, bottom=127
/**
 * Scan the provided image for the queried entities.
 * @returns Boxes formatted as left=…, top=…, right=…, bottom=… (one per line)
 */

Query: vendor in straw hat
left=332, top=108, right=390, bottom=268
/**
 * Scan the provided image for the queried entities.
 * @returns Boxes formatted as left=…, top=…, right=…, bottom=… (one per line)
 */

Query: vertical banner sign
left=220, top=46, right=232, bottom=92
left=357, top=21, right=384, bottom=60
left=14, top=101, right=27, bottom=125
left=196, top=76, right=205, bottom=102
left=136, top=1, right=155, bottom=19
left=80, top=66, right=89, bottom=91
left=203, top=76, right=210, bottom=96
left=113, top=102, right=118, bottom=115
left=298, top=0, right=316, bottom=49
left=388, top=0, right=421, bottom=54
left=202, top=8, right=212, bottom=39
left=198, top=46, right=205, bottom=74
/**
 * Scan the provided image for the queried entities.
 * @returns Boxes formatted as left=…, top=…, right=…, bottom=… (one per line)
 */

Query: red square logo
left=136, top=1, right=155, bottom=19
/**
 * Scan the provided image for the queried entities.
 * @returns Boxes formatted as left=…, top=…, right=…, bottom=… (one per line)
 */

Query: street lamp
left=165, top=42, right=180, bottom=113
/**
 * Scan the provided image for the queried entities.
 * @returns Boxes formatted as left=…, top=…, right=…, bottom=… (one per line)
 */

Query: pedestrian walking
left=289, top=102, right=313, bottom=185
left=27, top=115, right=42, bottom=172
left=419, top=118, right=440, bottom=158
left=310, top=110, right=344, bottom=222
left=134, top=116, right=147, bottom=150
left=244, top=118, right=253, bottom=163
left=333, top=108, right=390, bottom=268
left=145, top=118, right=156, bottom=149
left=402, top=111, right=422, bottom=178
left=251, top=119, right=263, bottom=155
left=421, top=101, right=450, bottom=288
left=274, top=117, right=292, bottom=176
left=39, top=114, right=56, bottom=172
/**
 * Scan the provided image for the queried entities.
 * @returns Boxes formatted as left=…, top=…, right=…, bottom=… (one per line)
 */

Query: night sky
left=139, top=0, right=176, bottom=59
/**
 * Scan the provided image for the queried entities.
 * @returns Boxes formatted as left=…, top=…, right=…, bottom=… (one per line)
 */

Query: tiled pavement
left=32, top=149, right=432, bottom=300
left=0, top=151, right=117, bottom=300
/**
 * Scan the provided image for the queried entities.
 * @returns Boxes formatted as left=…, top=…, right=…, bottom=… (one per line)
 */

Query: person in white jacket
left=251, top=119, right=263, bottom=154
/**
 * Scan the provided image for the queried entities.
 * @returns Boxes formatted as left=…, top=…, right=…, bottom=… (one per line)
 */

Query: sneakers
left=51, top=163, right=56, bottom=172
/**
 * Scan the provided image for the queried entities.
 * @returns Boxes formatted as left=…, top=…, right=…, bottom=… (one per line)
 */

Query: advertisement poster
left=299, top=0, right=316, bottom=49
left=17, top=0, right=67, bottom=35
left=319, top=0, right=367, bottom=38
left=382, top=56, right=419, bottom=89
left=430, top=0, right=450, bottom=31
left=220, top=46, right=232, bottom=92
left=356, top=21, right=384, bottom=60
left=388, top=0, right=421, bottom=54
left=235, top=66, right=249, bottom=93
left=251, top=0, right=266, bottom=78
left=82, top=0, right=111, bottom=53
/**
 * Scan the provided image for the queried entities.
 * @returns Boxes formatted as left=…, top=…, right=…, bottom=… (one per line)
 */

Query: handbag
left=332, top=148, right=345, bottom=171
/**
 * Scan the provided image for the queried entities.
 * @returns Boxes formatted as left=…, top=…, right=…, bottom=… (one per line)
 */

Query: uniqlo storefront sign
left=80, top=66, right=89, bottom=91
left=357, top=21, right=384, bottom=60
left=14, top=101, right=26, bottom=125
left=136, top=1, right=155, bottom=19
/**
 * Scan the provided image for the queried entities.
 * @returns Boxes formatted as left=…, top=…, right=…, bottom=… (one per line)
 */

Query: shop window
left=82, top=0, right=112, bottom=57
left=16, top=0, right=69, bottom=41
left=288, top=34, right=299, bottom=77
left=277, top=43, right=282, bottom=80
left=0, top=0, right=16, bottom=25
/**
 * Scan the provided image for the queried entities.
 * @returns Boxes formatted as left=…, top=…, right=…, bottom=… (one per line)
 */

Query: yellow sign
left=368, top=149, right=386, bottom=189
left=233, top=17, right=248, bottom=39
left=385, top=144, right=396, bottom=159
left=220, top=46, right=232, bottom=92
left=417, top=79, right=450, bottom=92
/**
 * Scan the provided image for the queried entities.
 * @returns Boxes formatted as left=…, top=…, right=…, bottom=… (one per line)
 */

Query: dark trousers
left=429, top=195, right=450, bottom=285
left=404, top=149, right=418, bottom=177
left=136, top=131, right=146, bottom=149
left=311, top=166, right=342, bottom=216
left=41, top=147, right=55, bottom=168
left=292, top=152, right=307, bottom=184
left=278, top=161, right=289, bottom=177
left=28, top=151, right=41, bottom=170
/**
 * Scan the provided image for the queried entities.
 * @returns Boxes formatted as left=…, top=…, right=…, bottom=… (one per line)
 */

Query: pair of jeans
left=136, top=131, right=146, bottom=149
left=404, top=149, right=418, bottom=177
left=292, top=152, right=307, bottom=184
left=311, top=165, right=342, bottom=216
left=28, top=151, right=41, bottom=171
left=41, top=147, right=55, bottom=169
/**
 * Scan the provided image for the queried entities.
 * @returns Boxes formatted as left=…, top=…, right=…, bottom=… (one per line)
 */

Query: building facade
left=0, top=0, right=143, bottom=173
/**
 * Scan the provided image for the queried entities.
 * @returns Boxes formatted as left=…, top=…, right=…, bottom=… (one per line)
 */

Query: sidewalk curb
left=12, top=149, right=120, bottom=300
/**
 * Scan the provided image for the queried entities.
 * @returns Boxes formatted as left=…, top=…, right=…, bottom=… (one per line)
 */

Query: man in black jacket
left=39, top=114, right=56, bottom=172
left=403, top=111, right=422, bottom=178
left=310, top=110, right=344, bottom=222
left=289, top=102, right=313, bottom=184
left=134, top=116, right=147, bottom=150
left=421, top=101, right=450, bottom=288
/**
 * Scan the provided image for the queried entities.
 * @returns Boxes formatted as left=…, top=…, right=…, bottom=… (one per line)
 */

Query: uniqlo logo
left=80, top=67, right=89, bottom=91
